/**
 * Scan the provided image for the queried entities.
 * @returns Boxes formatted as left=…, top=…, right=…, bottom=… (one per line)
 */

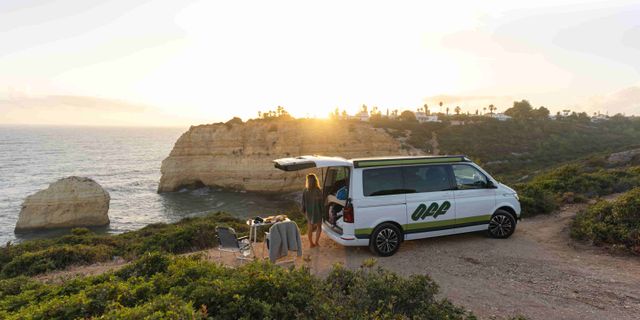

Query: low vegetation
left=0, top=253, right=476, bottom=319
left=0, top=212, right=248, bottom=278
left=571, top=187, right=640, bottom=255
left=515, top=162, right=640, bottom=217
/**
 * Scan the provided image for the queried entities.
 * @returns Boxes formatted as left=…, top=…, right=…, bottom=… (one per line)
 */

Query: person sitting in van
left=302, top=173, right=324, bottom=248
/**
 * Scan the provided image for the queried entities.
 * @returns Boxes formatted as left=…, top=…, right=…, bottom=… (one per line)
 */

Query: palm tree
left=446, top=107, right=450, bottom=115
left=454, top=106, right=461, bottom=115
left=488, top=104, right=496, bottom=115
left=483, top=107, right=487, bottom=115
left=424, top=104, right=430, bottom=115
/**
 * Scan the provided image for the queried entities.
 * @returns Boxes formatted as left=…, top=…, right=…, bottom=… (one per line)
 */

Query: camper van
left=273, top=155, right=521, bottom=256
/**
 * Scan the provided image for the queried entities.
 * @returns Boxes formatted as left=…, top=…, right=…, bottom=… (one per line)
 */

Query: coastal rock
left=607, top=148, right=640, bottom=165
left=158, top=119, right=419, bottom=193
left=15, top=176, right=110, bottom=231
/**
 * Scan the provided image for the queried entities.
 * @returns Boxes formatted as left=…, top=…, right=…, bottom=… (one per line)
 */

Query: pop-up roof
left=272, top=155, right=351, bottom=171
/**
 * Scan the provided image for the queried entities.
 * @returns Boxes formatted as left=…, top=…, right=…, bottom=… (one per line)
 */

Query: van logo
left=411, top=201, right=451, bottom=221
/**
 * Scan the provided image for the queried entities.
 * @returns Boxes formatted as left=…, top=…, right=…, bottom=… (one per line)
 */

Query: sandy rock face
left=15, top=176, right=110, bottom=231
left=158, top=119, right=418, bottom=193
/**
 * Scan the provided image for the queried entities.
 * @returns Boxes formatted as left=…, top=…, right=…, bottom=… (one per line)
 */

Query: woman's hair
left=305, top=173, right=321, bottom=190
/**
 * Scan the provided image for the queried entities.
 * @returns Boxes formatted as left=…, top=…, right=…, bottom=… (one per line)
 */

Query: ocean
left=0, top=125, right=297, bottom=244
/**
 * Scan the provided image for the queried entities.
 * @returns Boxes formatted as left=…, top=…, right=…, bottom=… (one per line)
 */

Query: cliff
left=158, top=119, right=417, bottom=193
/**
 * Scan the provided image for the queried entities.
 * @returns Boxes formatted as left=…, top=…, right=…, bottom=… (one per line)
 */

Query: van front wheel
left=369, top=223, right=402, bottom=256
left=488, top=210, right=516, bottom=238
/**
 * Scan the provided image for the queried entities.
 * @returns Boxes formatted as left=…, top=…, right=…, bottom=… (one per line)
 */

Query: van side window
left=403, top=165, right=453, bottom=193
left=363, top=167, right=404, bottom=196
left=452, top=164, right=488, bottom=189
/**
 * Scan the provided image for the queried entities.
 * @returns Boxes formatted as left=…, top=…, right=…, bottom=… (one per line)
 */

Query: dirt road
left=38, top=197, right=640, bottom=319
left=295, top=197, right=640, bottom=320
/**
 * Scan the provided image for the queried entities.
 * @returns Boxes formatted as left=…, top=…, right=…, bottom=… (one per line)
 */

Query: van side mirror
left=486, top=180, right=497, bottom=189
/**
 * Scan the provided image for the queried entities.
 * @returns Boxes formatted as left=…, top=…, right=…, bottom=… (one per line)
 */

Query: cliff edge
left=158, top=119, right=416, bottom=193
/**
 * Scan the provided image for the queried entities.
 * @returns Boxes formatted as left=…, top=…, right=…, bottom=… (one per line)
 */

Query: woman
left=302, top=173, right=324, bottom=248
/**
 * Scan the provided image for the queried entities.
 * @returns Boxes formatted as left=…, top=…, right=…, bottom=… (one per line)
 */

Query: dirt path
left=430, top=131, right=440, bottom=155
left=37, top=197, right=640, bottom=319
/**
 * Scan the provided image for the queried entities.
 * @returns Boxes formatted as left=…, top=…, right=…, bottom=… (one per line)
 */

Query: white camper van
left=273, top=155, right=521, bottom=256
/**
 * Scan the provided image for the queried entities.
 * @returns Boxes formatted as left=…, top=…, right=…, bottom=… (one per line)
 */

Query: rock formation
left=158, top=119, right=418, bottom=193
left=607, top=148, right=640, bottom=166
left=15, top=176, right=110, bottom=231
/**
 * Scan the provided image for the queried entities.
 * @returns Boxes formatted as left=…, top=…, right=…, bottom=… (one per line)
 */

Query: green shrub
left=571, top=187, right=640, bottom=254
left=1, top=244, right=112, bottom=278
left=0, top=255, right=477, bottom=319
left=0, top=212, right=248, bottom=279
left=515, top=164, right=640, bottom=217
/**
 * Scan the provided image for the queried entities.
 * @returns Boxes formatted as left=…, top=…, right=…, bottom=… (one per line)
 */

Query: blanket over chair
left=268, top=221, right=302, bottom=262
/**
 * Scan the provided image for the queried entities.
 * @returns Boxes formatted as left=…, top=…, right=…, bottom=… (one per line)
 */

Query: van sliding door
left=403, top=165, right=457, bottom=240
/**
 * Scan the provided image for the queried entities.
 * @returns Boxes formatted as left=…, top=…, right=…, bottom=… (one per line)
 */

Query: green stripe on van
left=355, top=228, right=374, bottom=236
left=354, top=214, right=491, bottom=237
left=354, top=157, right=464, bottom=168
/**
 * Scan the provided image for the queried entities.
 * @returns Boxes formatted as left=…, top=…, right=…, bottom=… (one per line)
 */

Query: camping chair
left=216, top=226, right=253, bottom=261
left=264, top=221, right=299, bottom=265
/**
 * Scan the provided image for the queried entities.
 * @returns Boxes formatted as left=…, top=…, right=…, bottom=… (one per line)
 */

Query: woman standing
left=302, top=173, right=324, bottom=248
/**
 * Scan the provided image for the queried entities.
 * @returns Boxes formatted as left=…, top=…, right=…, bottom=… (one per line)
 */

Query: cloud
left=0, top=95, right=148, bottom=112
left=588, top=86, right=640, bottom=116
left=0, top=94, right=198, bottom=126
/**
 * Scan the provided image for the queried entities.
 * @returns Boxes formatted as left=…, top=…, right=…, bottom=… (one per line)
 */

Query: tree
left=454, top=106, right=461, bottom=115
left=531, top=106, right=550, bottom=119
left=446, top=107, right=450, bottom=115
left=488, top=104, right=496, bottom=114
left=482, top=107, right=486, bottom=115
left=399, top=110, right=417, bottom=122
left=424, top=104, right=430, bottom=115
left=504, top=100, right=533, bottom=119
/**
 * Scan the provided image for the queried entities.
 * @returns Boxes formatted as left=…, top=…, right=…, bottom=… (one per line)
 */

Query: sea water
left=0, top=125, right=296, bottom=244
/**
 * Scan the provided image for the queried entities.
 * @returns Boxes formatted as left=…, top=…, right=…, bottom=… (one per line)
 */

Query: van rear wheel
left=488, top=210, right=516, bottom=238
left=369, top=223, right=402, bottom=256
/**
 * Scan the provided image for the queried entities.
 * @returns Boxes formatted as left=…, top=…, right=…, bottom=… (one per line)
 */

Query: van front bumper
left=322, top=223, right=369, bottom=246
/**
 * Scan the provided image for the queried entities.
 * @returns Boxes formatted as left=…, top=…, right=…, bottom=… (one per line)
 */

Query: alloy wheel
left=489, top=214, right=513, bottom=237
left=375, top=228, right=399, bottom=254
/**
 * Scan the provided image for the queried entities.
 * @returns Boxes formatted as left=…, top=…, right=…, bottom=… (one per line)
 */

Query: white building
left=415, top=112, right=440, bottom=123
left=348, top=110, right=370, bottom=122
left=591, top=113, right=609, bottom=123
left=488, top=113, right=512, bottom=121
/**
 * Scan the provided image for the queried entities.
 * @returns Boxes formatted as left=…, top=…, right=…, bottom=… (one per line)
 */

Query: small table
left=245, top=218, right=290, bottom=259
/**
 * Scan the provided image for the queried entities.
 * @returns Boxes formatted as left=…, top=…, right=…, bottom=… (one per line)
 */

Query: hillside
left=372, top=115, right=640, bottom=182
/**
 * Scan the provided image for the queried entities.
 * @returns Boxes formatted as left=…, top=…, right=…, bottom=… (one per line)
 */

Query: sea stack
left=15, top=176, right=110, bottom=232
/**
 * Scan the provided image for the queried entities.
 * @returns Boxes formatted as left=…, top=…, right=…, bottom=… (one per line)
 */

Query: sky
left=0, top=0, right=639, bottom=126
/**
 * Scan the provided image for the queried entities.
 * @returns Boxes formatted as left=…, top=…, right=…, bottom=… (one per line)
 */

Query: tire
left=488, top=210, right=516, bottom=239
left=369, top=223, right=402, bottom=256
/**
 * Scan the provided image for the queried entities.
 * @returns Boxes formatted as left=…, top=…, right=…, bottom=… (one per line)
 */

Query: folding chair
left=264, top=221, right=299, bottom=265
left=216, top=226, right=253, bottom=261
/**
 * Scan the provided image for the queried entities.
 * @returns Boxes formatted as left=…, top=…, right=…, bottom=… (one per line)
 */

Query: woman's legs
left=314, top=222, right=322, bottom=246
left=307, top=223, right=315, bottom=247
